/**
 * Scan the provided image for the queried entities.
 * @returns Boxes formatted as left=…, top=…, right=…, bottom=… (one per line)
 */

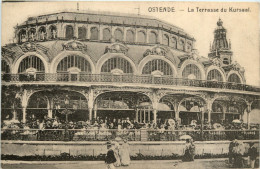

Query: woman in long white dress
left=120, top=139, right=130, bottom=166
left=113, top=140, right=121, bottom=167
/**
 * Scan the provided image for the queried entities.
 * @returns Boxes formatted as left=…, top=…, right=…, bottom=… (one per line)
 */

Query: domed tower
left=208, top=19, right=233, bottom=66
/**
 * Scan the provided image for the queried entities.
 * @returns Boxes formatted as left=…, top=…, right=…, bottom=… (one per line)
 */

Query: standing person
left=105, top=141, right=116, bottom=169
left=182, top=139, right=192, bottom=162
left=248, top=142, right=257, bottom=169
left=120, top=138, right=131, bottom=166
left=229, top=139, right=236, bottom=165
left=190, top=138, right=196, bottom=161
left=113, top=139, right=121, bottom=167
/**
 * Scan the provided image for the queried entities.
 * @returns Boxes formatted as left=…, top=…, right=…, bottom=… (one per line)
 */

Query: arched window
left=228, top=73, right=241, bottom=83
left=78, top=27, right=86, bottom=40
left=149, top=31, right=157, bottom=44
left=18, top=29, right=27, bottom=43
left=38, top=26, right=47, bottom=40
left=57, top=55, right=91, bottom=73
left=187, top=42, right=192, bottom=52
left=18, top=55, right=45, bottom=73
left=137, top=31, right=146, bottom=43
left=142, top=59, right=173, bottom=75
left=207, top=69, right=223, bottom=81
left=114, top=29, right=123, bottom=42
left=223, top=58, right=229, bottom=65
left=126, top=30, right=134, bottom=42
left=179, top=40, right=185, bottom=51
left=28, top=28, right=36, bottom=41
left=103, top=28, right=111, bottom=41
left=182, top=64, right=202, bottom=79
left=49, top=25, right=57, bottom=39
left=65, top=25, right=74, bottom=39
left=170, top=37, right=177, bottom=48
left=90, top=27, right=99, bottom=40
left=1, top=60, right=10, bottom=73
left=163, top=34, right=169, bottom=46
left=101, top=57, right=133, bottom=74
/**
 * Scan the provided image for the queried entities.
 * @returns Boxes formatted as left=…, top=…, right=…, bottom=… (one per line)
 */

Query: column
left=208, top=109, right=212, bottom=124
left=136, top=109, right=139, bottom=122
left=22, top=107, right=26, bottom=123
left=89, top=108, right=93, bottom=121
left=247, top=102, right=252, bottom=129
left=153, top=109, right=157, bottom=124
left=47, top=98, right=53, bottom=118
left=12, top=110, right=17, bottom=120
left=148, top=110, right=151, bottom=122
left=144, top=110, right=146, bottom=123
left=94, top=109, right=97, bottom=119
left=140, top=110, right=142, bottom=123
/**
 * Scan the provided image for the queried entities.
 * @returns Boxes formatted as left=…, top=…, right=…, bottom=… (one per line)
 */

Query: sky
left=1, top=1, right=259, bottom=86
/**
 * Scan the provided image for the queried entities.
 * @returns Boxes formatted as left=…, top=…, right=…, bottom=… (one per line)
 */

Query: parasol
left=115, top=137, right=122, bottom=142
left=232, top=119, right=241, bottom=123
left=179, top=135, right=192, bottom=140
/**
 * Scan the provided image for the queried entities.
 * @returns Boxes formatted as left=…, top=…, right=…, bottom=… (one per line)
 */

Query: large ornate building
left=1, top=11, right=260, bottom=126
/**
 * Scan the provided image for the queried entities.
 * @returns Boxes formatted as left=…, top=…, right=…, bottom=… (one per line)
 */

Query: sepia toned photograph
left=1, top=1, right=259, bottom=169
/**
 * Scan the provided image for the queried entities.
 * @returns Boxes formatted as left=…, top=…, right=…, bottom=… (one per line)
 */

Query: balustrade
left=2, top=73, right=260, bottom=92
left=1, top=128, right=258, bottom=142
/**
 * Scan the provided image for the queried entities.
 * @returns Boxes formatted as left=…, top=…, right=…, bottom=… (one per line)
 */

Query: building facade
left=1, top=11, right=260, bottom=126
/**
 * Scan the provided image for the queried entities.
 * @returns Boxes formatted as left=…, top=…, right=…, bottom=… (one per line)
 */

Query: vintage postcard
left=1, top=1, right=259, bottom=169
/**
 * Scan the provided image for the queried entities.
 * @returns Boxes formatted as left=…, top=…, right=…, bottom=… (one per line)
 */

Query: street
left=1, top=159, right=251, bottom=169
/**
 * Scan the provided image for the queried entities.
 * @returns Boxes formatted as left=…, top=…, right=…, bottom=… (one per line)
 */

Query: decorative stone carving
left=104, top=43, right=129, bottom=55
left=143, top=46, right=168, bottom=57
left=62, top=40, right=87, bottom=51
left=20, top=42, right=37, bottom=52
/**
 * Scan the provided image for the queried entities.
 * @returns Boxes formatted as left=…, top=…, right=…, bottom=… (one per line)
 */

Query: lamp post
left=55, top=95, right=74, bottom=141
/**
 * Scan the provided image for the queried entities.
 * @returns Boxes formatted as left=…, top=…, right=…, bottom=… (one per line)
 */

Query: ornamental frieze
left=62, top=40, right=87, bottom=52
left=104, top=43, right=129, bottom=55
left=20, top=42, right=37, bottom=52
left=143, top=46, right=168, bottom=58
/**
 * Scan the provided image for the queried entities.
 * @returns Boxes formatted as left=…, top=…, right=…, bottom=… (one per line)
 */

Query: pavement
left=1, top=158, right=253, bottom=169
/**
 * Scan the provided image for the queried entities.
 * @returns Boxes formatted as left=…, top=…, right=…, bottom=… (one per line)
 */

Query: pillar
left=12, top=110, right=17, bottom=120
left=89, top=108, right=93, bottom=121
left=140, top=110, right=142, bottom=123
left=247, top=102, right=252, bottom=129
left=144, top=110, right=146, bottom=123
left=153, top=109, right=157, bottom=124
left=22, top=107, right=26, bottom=123
left=47, top=98, right=53, bottom=118
left=136, top=109, right=139, bottom=122
left=94, top=109, right=97, bottom=119
left=148, top=110, right=151, bottom=122
left=208, top=109, right=212, bottom=123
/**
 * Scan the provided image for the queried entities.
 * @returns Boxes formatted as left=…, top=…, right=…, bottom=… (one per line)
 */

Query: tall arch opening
left=78, top=27, right=86, bottom=40
left=65, top=25, right=74, bottom=39
left=182, top=64, right=202, bottom=80
left=137, top=31, right=146, bottom=43
left=90, top=27, right=99, bottom=40
left=142, top=59, right=173, bottom=76
left=103, top=28, right=111, bottom=41
left=114, top=29, right=123, bottom=42
left=207, top=69, right=223, bottom=81
left=149, top=31, right=157, bottom=44
left=101, top=57, right=133, bottom=74
left=126, top=30, right=134, bottom=43
left=228, top=73, right=241, bottom=83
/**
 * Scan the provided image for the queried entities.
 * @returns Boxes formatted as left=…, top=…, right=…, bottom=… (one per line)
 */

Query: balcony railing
left=2, top=73, right=260, bottom=92
left=1, top=128, right=259, bottom=142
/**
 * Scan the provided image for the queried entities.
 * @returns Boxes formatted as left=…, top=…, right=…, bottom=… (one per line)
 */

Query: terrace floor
left=1, top=158, right=254, bottom=169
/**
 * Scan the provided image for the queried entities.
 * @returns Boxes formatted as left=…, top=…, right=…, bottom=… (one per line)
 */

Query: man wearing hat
left=105, top=141, right=116, bottom=169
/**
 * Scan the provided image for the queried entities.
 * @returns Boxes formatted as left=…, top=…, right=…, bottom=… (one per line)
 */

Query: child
left=105, top=141, right=116, bottom=169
